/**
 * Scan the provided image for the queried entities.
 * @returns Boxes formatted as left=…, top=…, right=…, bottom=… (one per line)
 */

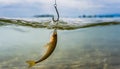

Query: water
left=0, top=17, right=120, bottom=69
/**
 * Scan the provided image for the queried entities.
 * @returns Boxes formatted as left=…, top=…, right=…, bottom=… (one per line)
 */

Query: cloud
left=0, top=0, right=120, bottom=9
left=58, top=0, right=104, bottom=9
left=0, top=0, right=120, bottom=17
left=0, top=0, right=21, bottom=5
left=0, top=0, right=104, bottom=9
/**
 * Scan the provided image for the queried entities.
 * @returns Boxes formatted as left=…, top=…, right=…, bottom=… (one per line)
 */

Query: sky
left=0, top=0, right=120, bottom=17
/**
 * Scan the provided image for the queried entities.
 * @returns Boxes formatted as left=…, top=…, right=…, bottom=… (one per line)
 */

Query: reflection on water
left=0, top=25, right=120, bottom=69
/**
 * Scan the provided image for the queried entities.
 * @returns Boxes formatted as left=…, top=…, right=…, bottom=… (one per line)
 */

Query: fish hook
left=52, top=0, right=59, bottom=22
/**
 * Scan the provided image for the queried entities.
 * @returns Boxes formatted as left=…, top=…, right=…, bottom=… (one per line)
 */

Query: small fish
left=26, top=29, right=57, bottom=68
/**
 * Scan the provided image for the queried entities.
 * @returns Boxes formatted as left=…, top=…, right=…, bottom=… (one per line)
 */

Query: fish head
left=52, top=29, right=57, bottom=37
left=50, top=29, right=57, bottom=42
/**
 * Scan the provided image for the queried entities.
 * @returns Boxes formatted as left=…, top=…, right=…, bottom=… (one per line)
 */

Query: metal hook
left=52, top=0, right=59, bottom=22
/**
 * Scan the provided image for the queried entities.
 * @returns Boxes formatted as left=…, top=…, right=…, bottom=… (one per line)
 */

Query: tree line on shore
left=78, top=14, right=120, bottom=18
left=33, top=14, right=120, bottom=18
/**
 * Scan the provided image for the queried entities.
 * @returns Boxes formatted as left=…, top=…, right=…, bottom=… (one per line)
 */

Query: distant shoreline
left=33, top=14, right=53, bottom=18
left=78, top=14, right=120, bottom=18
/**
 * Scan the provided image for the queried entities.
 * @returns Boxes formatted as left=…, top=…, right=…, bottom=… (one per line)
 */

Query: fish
left=26, top=29, right=57, bottom=68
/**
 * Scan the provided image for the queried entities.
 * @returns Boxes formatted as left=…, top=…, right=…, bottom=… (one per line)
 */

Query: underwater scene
left=0, top=17, right=120, bottom=69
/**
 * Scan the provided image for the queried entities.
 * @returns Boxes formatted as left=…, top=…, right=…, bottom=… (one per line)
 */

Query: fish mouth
left=53, top=29, right=57, bottom=34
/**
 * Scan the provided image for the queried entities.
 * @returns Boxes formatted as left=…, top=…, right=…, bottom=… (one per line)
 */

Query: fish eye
left=54, top=34, right=57, bottom=36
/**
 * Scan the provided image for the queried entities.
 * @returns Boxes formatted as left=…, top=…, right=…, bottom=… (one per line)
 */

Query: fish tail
left=26, top=60, right=36, bottom=68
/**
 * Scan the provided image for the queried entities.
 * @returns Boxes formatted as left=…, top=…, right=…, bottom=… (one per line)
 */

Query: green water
left=0, top=25, right=120, bottom=69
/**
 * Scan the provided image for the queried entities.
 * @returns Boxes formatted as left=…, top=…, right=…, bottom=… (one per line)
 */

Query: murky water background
left=0, top=24, right=120, bottom=69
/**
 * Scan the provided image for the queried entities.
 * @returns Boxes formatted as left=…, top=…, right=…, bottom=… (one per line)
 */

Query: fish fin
left=44, top=43, right=51, bottom=48
left=26, top=60, right=36, bottom=68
